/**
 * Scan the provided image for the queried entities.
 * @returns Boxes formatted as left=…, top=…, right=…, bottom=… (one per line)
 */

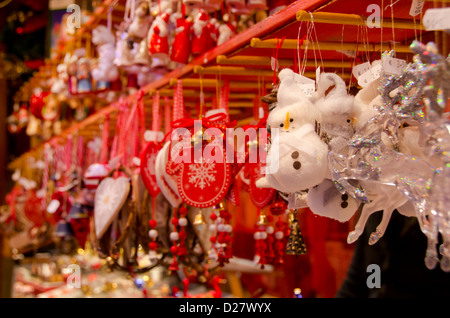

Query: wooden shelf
left=8, top=0, right=448, bottom=170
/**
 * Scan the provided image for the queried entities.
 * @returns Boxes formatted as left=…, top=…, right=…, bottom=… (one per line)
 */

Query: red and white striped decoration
left=40, top=144, right=50, bottom=211
left=164, top=96, right=171, bottom=134
left=152, top=91, right=161, bottom=132
left=77, top=135, right=84, bottom=173
left=65, top=135, right=73, bottom=174
left=173, top=79, right=184, bottom=121
left=137, top=90, right=146, bottom=148
left=100, top=114, right=110, bottom=164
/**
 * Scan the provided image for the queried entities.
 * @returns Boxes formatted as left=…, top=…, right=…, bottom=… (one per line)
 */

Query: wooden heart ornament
left=140, top=141, right=161, bottom=197
left=94, top=176, right=130, bottom=238
left=167, top=148, right=232, bottom=208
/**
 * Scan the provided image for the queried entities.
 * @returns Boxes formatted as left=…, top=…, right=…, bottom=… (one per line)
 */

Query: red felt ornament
left=170, top=12, right=193, bottom=65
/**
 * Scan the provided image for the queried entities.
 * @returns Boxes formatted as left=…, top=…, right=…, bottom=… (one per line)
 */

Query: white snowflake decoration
left=188, top=162, right=217, bottom=190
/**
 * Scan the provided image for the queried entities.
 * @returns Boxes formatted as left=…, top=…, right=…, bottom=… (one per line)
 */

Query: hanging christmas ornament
left=66, top=54, right=78, bottom=94
left=140, top=91, right=163, bottom=197
left=256, top=68, right=328, bottom=193
left=170, top=11, right=193, bottom=65
left=83, top=163, right=110, bottom=190
left=140, top=141, right=162, bottom=196
left=24, top=189, right=46, bottom=228
left=217, top=19, right=237, bottom=46
left=208, top=201, right=233, bottom=265
left=91, top=25, right=120, bottom=89
left=148, top=11, right=171, bottom=68
left=67, top=203, right=90, bottom=248
left=193, top=209, right=207, bottom=225
left=166, top=117, right=232, bottom=208
left=94, top=176, right=130, bottom=238
left=76, top=57, right=93, bottom=94
left=191, top=9, right=217, bottom=57
left=285, top=210, right=307, bottom=256
left=29, top=89, right=49, bottom=120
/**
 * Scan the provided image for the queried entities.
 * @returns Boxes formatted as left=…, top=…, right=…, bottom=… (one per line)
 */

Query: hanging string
left=294, top=21, right=303, bottom=74
left=272, top=37, right=285, bottom=85
left=413, top=16, right=418, bottom=42
left=363, top=23, right=371, bottom=63
left=309, top=13, right=324, bottom=71
left=348, top=26, right=360, bottom=92
left=341, top=24, right=345, bottom=78
left=433, top=0, right=440, bottom=50
left=220, top=80, right=230, bottom=122
left=301, top=22, right=314, bottom=76
left=381, top=0, right=384, bottom=53
left=388, top=0, right=396, bottom=53
left=199, top=75, right=205, bottom=119
left=419, top=9, right=423, bottom=43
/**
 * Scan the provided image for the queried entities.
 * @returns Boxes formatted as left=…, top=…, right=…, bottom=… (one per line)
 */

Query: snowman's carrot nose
left=285, top=112, right=290, bottom=130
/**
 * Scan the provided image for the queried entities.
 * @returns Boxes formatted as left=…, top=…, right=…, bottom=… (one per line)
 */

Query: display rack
left=7, top=0, right=448, bottom=170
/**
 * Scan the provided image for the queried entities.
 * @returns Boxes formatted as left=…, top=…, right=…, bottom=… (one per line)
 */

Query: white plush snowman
left=257, top=68, right=360, bottom=222
left=256, top=68, right=329, bottom=193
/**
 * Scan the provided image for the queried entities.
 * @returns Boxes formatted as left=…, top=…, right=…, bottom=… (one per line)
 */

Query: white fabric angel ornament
left=216, top=17, right=237, bottom=46
left=115, top=0, right=152, bottom=67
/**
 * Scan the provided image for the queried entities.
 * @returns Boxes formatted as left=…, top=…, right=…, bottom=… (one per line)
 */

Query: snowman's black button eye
left=347, top=119, right=351, bottom=123
left=290, top=118, right=294, bottom=122
left=280, top=123, right=284, bottom=127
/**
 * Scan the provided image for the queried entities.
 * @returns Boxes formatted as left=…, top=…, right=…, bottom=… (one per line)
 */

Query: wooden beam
left=251, top=38, right=414, bottom=53
left=217, top=55, right=353, bottom=68
left=296, top=10, right=426, bottom=30
left=194, top=66, right=274, bottom=77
